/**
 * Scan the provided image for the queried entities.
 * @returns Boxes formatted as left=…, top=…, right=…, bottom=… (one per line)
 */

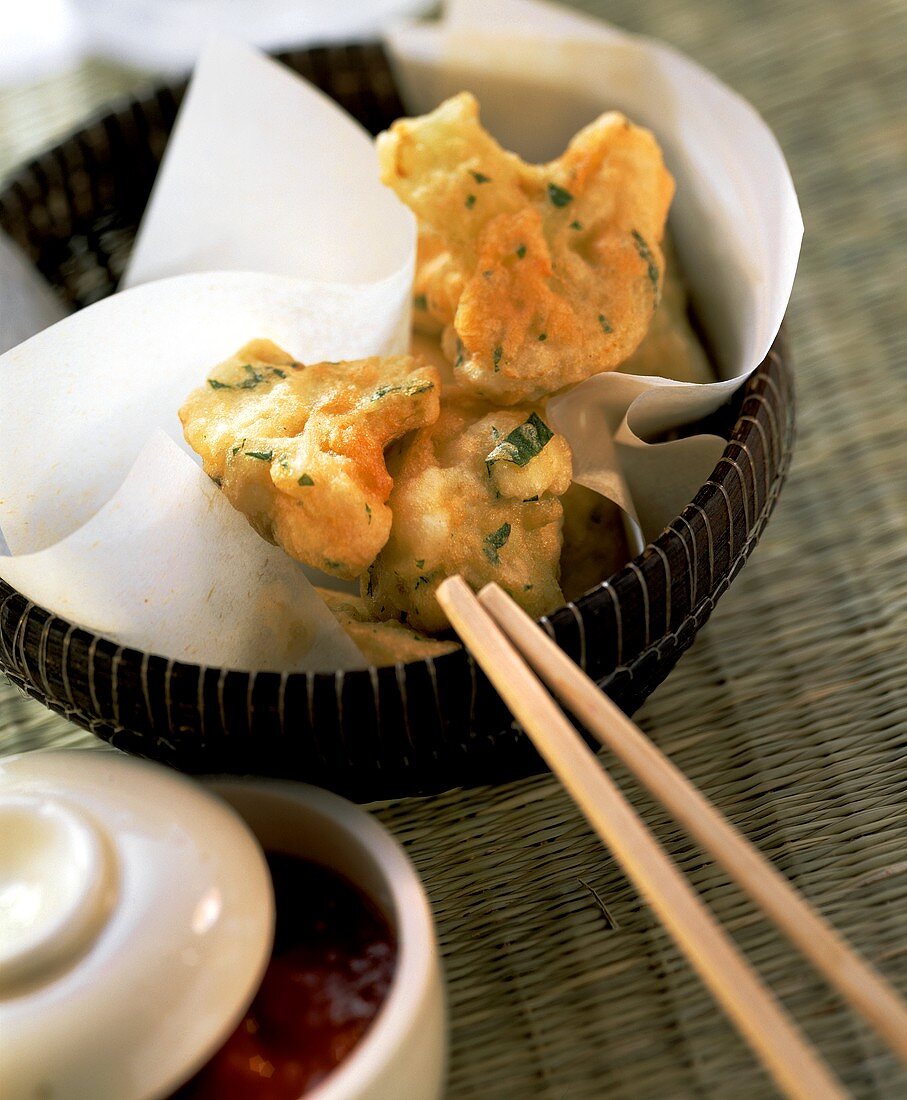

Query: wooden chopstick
left=477, top=581, right=907, bottom=1067
left=436, top=576, right=846, bottom=1100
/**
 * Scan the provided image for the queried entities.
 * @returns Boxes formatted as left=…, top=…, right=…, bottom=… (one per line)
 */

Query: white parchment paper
left=125, top=38, right=415, bottom=293
left=0, top=41, right=413, bottom=670
left=386, top=0, right=803, bottom=540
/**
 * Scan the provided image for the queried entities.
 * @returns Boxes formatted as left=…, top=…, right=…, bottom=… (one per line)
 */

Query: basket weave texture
left=2, top=0, right=906, bottom=1095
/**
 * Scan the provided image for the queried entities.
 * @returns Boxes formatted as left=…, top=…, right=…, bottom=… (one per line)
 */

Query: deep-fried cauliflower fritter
left=361, top=395, right=573, bottom=633
left=378, top=92, right=674, bottom=404
left=179, top=339, right=440, bottom=579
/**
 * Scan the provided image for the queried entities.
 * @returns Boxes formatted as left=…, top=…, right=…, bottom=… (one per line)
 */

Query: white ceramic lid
left=0, top=751, right=275, bottom=1100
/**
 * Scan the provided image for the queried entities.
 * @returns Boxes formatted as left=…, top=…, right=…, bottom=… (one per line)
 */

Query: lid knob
left=0, top=795, right=116, bottom=994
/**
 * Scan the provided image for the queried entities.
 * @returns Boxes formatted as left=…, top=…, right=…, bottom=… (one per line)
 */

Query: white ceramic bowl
left=0, top=753, right=446, bottom=1100
left=209, top=778, right=448, bottom=1100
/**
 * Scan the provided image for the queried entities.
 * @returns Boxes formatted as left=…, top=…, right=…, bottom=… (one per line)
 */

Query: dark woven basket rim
left=0, top=42, right=795, bottom=794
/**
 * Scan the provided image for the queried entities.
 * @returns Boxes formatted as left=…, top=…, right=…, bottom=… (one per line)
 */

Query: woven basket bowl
left=0, top=43, right=795, bottom=799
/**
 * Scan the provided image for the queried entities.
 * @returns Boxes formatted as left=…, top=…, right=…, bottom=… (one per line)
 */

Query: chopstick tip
left=436, top=573, right=471, bottom=608
left=478, top=583, right=517, bottom=619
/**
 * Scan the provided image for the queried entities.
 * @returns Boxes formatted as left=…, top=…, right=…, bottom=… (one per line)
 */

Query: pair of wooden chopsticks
left=436, top=577, right=907, bottom=1100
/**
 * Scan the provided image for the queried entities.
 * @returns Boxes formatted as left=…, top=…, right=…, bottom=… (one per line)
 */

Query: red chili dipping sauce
left=175, top=854, right=397, bottom=1099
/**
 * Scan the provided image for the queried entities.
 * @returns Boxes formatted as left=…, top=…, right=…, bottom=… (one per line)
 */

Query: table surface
left=2, top=1, right=906, bottom=1096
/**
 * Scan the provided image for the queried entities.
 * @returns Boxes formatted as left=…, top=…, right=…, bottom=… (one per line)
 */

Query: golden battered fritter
left=379, top=92, right=674, bottom=404
left=179, top=339, right=440, bottom=580
left=361, top=394, right=572, bottom=633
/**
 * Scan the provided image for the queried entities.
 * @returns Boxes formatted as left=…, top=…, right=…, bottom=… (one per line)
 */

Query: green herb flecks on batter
left=483, top=522, right=512, bottom=565
left=485, top=412, right=554, bottom=468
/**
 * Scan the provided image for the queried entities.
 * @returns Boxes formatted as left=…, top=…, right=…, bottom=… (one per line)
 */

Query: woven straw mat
left=1, top=0, right=905, bottom=1096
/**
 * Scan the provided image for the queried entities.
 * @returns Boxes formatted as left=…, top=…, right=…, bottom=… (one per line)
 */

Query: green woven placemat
left=2, top=1, right=906, bottom=1095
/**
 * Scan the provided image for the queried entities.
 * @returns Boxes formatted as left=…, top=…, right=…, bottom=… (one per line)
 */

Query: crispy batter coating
left=361, top=394, right=572, bottom=633
left=179, top=339, right=440, bottom=580
left=378, top=92, right=674, bottom=404
left=620, top=237, right=713, bottom=384
left=316, top=588, right=460, bottom=665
